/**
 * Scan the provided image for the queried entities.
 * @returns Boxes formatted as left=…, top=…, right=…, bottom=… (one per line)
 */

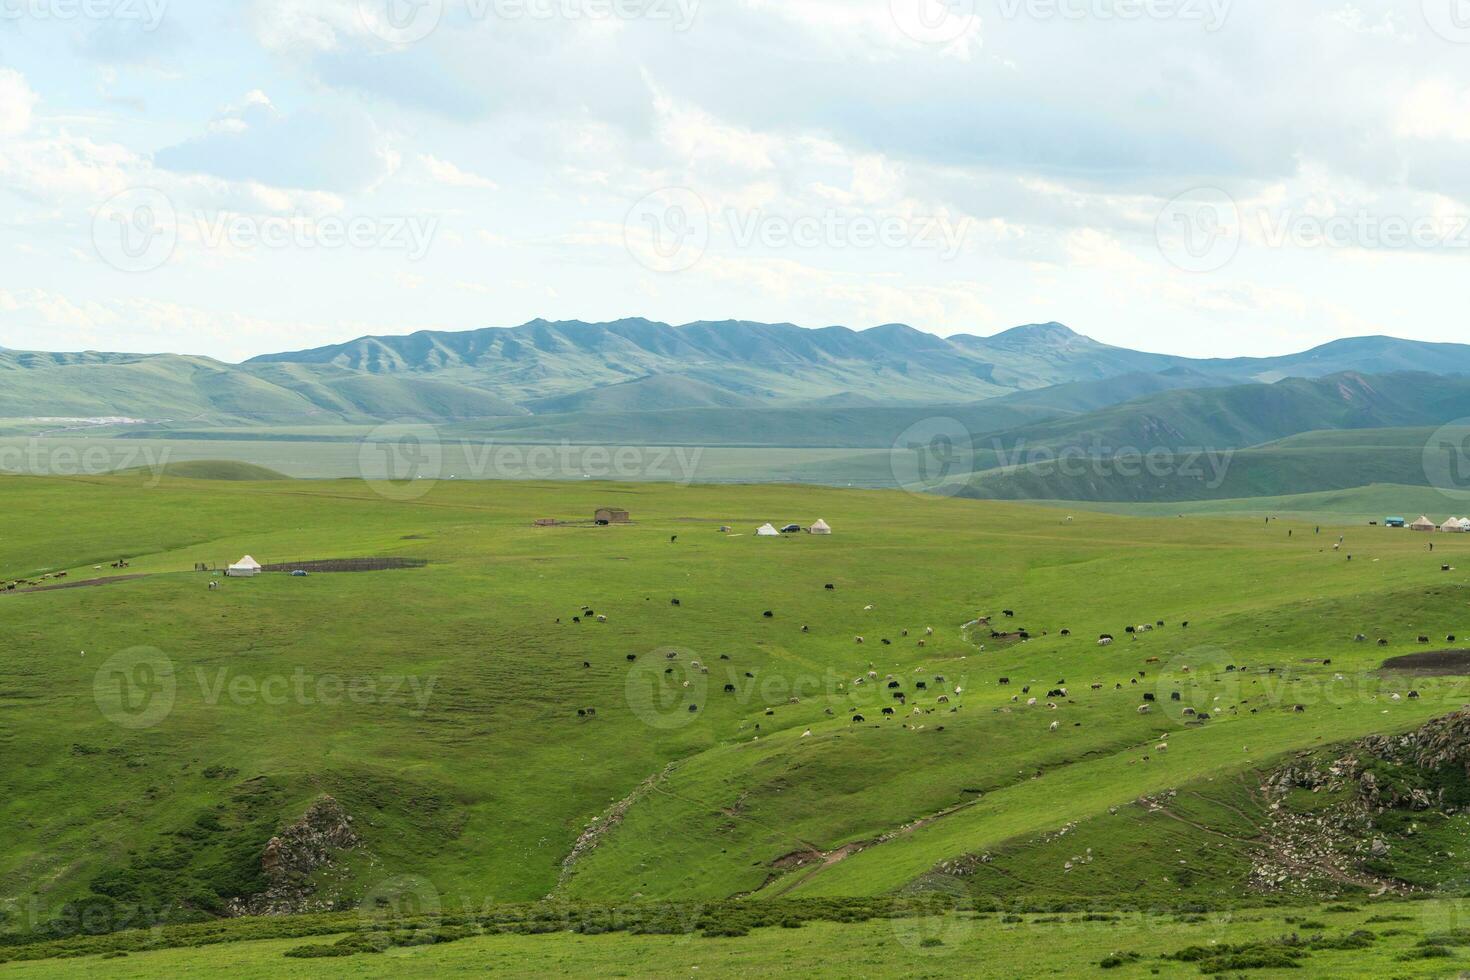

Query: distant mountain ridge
left=3, top=318, right=1469, bottom=425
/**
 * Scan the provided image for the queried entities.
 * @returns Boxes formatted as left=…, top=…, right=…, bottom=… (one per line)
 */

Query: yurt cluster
left=1402, top=515, right=1470, bottom=532
left=751, top=520, right=832, bottom=537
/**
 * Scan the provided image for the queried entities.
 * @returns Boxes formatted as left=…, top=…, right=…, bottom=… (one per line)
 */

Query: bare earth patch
left=1379, top=649, right=1470, bottom=676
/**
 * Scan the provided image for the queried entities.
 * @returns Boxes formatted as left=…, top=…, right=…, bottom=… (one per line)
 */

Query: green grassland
left=1045, top=483, right=1470, bottom=523
left=11, top=899, right=1470, bottom=977
left=6, top=473, right=1470, bottom=973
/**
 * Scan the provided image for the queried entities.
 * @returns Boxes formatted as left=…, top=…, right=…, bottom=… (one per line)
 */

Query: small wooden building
left=595, top=508, right=631, bottom=525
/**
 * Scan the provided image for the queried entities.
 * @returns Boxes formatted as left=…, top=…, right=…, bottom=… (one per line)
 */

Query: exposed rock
left=1249, top=709, right=1470, bottom=897
left=229, top=796, right=361, bottom=916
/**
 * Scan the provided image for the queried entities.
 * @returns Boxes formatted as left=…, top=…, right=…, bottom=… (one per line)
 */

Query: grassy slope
left=4, top=475, right=1470, bottom=930
left=979, top=372, right=1470, bottom=456
left=958, top=444, right=1441, bottom=502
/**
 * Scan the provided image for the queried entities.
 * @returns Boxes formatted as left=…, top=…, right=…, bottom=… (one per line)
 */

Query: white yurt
left=1442, top=518, right=1468, bottom=533
left=1411, top=516, right=1438, bottom=532
left=810, top=519, right=832, bottom=535
left=756, top=523, right=780, bottom=537
left=226, top=555, right=262, bottom=577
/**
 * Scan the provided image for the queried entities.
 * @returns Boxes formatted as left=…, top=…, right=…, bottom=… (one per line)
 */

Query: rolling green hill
left=0, top=352, right=528, bottom=425
left=112, top=461, right=292, bottom=482
left=980, top=372, right=1470, bottom=456
left=957, top=444, right=1434, bottom=503
left=7, top=476, right=1470, bottom=973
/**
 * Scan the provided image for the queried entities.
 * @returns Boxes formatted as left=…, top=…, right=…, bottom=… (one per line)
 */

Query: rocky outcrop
left=1250, top=709, right=1470, bottom=895
left=230, top=796, right=361, bottom=916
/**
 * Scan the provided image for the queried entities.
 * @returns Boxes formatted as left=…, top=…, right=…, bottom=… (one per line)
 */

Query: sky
left=2, top=0, right=1470, bottom=362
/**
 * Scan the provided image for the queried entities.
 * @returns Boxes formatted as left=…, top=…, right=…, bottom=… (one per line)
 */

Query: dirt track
left=1, top=574, right=150, bottom=596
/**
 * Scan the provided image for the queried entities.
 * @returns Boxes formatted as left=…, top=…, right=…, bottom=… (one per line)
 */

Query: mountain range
left=5, top=318, right=1470, bottom=426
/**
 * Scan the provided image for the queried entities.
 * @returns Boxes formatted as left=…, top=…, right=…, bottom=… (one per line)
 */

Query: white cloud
left=0, top=69, right=39, bottom=137
left=156, top=93, right=398, bottom=193
left=1397, top=79, right=1470, bottom=142
left=418, top=155, right=498, bottom=190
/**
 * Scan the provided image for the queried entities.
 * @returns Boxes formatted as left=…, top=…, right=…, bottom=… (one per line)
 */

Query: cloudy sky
left=1, top=0, right=1469, bottom=361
